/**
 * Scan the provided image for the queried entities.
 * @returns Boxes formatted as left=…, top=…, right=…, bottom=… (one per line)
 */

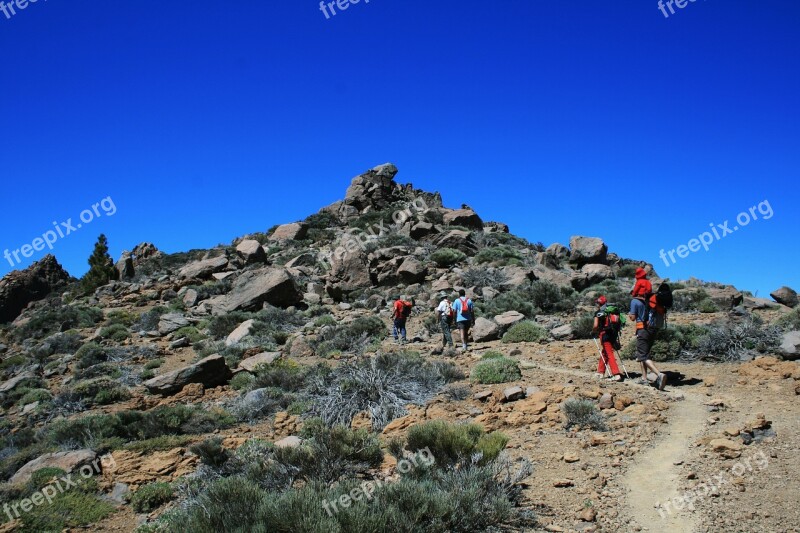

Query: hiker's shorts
left=457, top=321, right=471, bottom=333
left=635, top=327, right=657, bottom=362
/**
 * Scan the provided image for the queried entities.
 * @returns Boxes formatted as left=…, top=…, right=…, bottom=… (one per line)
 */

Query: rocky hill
left=0, top=163, right=799, bottom=532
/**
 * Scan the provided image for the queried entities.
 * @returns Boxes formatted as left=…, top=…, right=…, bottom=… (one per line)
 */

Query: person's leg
left=602, top=338, right=621, bottom=377
left=393, top=319, right=400, bottom=341
left=458, top=322, right=468, bottom=350
left=442, top=319, right=453, bottom=347
left=400, top=318, right=407, bottom=342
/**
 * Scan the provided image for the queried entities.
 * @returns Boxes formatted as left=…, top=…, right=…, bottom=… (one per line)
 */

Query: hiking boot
left=656, top=373, right=667, bottom=391
left=611, top=375, right=623, bottom=382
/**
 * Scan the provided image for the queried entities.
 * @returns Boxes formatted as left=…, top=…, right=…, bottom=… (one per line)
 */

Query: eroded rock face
left=0, top=255, right=71, bottom=323
left=10, top=450, right=98, bottom=485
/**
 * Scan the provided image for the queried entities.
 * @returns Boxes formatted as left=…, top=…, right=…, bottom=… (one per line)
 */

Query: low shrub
left=98, top=323, right=130, bottom=342
left=778, top=308, right=800, bottom=331
left=405, top=421, right=509, bottom=467
left=75, top=343, right=108, bottom=369
left=307, top=352, right=456, bottom=430
left=690, top=316, right=780, bottom=361
left=461, top=268, right=509, bottom=289
left=502, top=321, right=547, bottom=343
left=430, top=248, right=467, bottom=268
left=562, top=398, right=607, bottom=431
left=190, top=438, right=230, bottom=468
left=571, top=315, right=595, bottom=340
left=474, top=246, right=522, bottom=266
left=131, top=482, right=174, bottom=513
left=470, top=357, right=521, bottom=384
left=314, top=316, right=385, bottom=358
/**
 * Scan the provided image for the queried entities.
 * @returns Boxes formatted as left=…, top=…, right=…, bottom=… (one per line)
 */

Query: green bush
left=474, top=246, right=522, bottom=266
left=314, top=315, right=337, bottom=327
left=190, top=438, right=230, bottom=468
left=75, top=342, right=107, bottom=369
left=477, top=280, right=576, bottom=318
left=480, top=350, right=505, bottom=360
left=315, top=316, right=385, bottom=358
left=29, top=467, right=67, bottom=490
left=98, top=323, right=130, bottom=342
left=230, top=372, right=255, bottom=391
left=470, top=357, right=521, bottom=384
left=617, top=264, right=639, bottom=278
left=620, top=324, right=707, bottom=362
left=430, top=248, right=467, bottom=268
left=562, top=398, right=607, bottom=431
left=571, top=315, right=595, bottom=340
left=405, top=421, right=509, bottom=467
left=131, top=482, right=175, bottom=513
left=17, top=487, right=114, bottom=531
left=698, top=299, right=719, bottom=313
left=778, top=308, right=800, bottom=331
left=144, top=358, right=165, bottom=370
left=14, top=304, right=102, bottom=341
left=502, top=321, right=547, bottom=343
left=173, top=326, right=205, bottom=343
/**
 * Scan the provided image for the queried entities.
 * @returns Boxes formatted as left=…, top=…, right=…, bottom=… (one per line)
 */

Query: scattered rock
left=551, top=324, right=574, bottom=340
left=770, top=286, right=798, bottom=308
left=564, top=454, right=580, bottom=463
left=238, top=352, right=281, bottom=373
left=236, top=239, right=267, bottom=264
left=779, top=331, right=800, bottom=360
left=178, top=256, right=228, bottom=280
left=472, top=317, right=501, bottom=342
left=569, top=236, right=607, bottom=266
left=158, top=313, right=190, bottom=335
left=443, top=208, right=484, bottom=231
left=598, top=393, right=614, bottom=410
left=214, top=268, right=303, bottom=313
left=474, top=391, right=493, bottom=402
left=502, top=386, right=525, bottom=402
left=143, top=355, right=233, bottom=396
left=274, top=436, right=303, bottom=448
left=269, top=223, right=309, bottom=242
left=553, top=479, right=575, bottom=488
left=225, top=319, right=256, bottom=346
left=10, top=450, right=97, bottom=485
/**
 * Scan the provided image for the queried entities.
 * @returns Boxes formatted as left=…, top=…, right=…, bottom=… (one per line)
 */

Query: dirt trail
left=623, top=391, right=707, bottom=532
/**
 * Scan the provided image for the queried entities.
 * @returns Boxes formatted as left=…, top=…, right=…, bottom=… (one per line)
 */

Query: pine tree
left=80, top=234, right=119, bottom=295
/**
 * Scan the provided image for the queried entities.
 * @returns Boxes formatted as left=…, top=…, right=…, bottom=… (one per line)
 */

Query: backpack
left=457, top=297, right=472, bottom=320
left=600, top=304, right=625, bottom=349
left=400, top=300, right=413, bottom=318
left=646, top=284, right=672, bottom=328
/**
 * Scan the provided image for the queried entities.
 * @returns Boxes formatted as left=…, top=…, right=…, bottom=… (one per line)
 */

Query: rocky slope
left=0, top=163, right=798, bottom=533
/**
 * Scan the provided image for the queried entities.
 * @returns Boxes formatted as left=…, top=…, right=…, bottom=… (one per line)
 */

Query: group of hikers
left=390, top=266, right=671, bottom=389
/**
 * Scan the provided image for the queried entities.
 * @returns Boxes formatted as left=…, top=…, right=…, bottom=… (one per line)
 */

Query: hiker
left=435, top=293, right=455, bottom=349
left=451, top=289, right=475, bottom=351
left=629, top=275, right=667, bottom=390
left=592, top=295, right=623, bottom=382
left=391, top=295, right=414, bottom=344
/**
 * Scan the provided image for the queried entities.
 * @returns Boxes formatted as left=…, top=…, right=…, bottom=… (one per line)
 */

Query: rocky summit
left=0, top=163, right=798, bottom=532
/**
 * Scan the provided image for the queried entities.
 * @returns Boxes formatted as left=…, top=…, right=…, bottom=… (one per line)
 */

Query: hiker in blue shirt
left=451, top=289, right=475, bottom=351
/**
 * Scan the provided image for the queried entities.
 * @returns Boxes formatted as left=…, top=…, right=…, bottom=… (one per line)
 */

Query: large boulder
left=0, top=371, right=36, bottom=394
left=0, top=255, right=71, bottom=323
left=581, top=264, right=615, bottom=285
left=236, top=240, right=267, bottom=264
left=494, top=311, right=526, bottom=330
left=158, top=313, right=190, bottom=335
left=472, top=317, right=501, bottom=342
left=771, top=286, right=798, bottom=308
left=779, top=331, right=800, bottom=361
left=214, top=268, right=303, bottom=314
left=344, top=163, right=400, bottom=213
left=433, top=230, right=478, bottom=255
left=443, top=209, right=484, bottom=231
left=269, top=223, right=309, bottom=242
left=179, top=256, right=229, bottom=280
left=704, top=287, right=744, bottom=310
left=325, top=249, right=372, bottom=300
left=569, top=236, right=608, bottom=266
left=10, top=450, right=98, bottom=485
left=143, top=354, right=233, bottom=396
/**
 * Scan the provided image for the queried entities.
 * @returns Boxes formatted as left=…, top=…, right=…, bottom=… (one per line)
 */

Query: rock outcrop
left=0, top=255, right=71, bottom=323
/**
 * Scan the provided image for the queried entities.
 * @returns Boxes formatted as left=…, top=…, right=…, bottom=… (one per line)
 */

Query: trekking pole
left=592, top=337, right=612, bottom=378
left=614, top=348, right=631, bottom=380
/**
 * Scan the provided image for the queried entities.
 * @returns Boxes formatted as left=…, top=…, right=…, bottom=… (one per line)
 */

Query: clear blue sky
left=1, top=0, right=798, bottom=297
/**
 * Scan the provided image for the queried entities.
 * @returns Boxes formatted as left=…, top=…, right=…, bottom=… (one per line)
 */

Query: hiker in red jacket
left=592, top=296, right=623, bottom=382
left=631, top=267, right=652, bottom=301
left=391, top=295, right=413, bottom=344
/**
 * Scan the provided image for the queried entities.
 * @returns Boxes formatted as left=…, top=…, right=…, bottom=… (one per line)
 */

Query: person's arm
left=592, top=316, right=600, bottom=334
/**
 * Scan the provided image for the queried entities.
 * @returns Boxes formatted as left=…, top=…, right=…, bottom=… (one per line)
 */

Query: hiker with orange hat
left=592, top=295, right=623, bottom=382
left=628, top=268, right=667, bottom=390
